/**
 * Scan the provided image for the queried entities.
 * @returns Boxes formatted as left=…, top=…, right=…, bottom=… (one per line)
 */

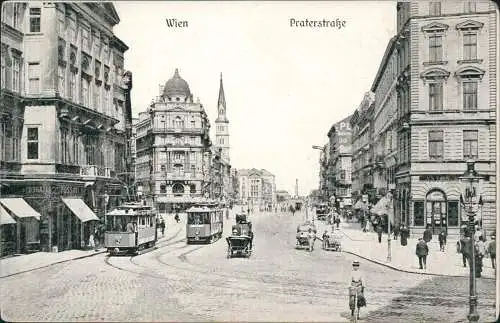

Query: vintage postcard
left=0, top=1, right=499, bottom=322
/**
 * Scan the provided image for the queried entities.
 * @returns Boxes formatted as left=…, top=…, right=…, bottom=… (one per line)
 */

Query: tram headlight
left=195, top=230, right=200, bottom=236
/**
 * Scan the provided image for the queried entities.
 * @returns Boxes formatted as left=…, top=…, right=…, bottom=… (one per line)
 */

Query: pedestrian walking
left=487, top=234, right=496, bottom=269
left=89, top=232, right=95, bottom=250
left=93, top=228, right=100, bottom=251
left=416, top=238, right=429, bottom=270
left=400, top=225, right=409, bottom=246
left=160, top=218, right=165, bottom=236
left=460, top=235, right=472, bottom=267
left=393, top=224, right=400, bottom=240
left=335, top=214, right=341, bottom=229
left=438, top=229, right=447, bottom=252
left=376, top=224, right=383, bottom=243
left=423, top=225, right=433, bottom=243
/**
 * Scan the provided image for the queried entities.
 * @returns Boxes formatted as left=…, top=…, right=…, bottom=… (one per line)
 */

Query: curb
left=0, top=227, right=183, bottom=279
left=0, top=250, right=108, bottom=279
left=342, top=249, right=495, bottom=280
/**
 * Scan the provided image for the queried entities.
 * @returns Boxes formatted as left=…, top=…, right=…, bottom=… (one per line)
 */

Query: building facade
left=369, top=35, right=399, bottom=227
left=133, top=69, right=213, bottom=214
left=1, top=2, right=132, bottom=253
left=327, top=115, right=353, bottom=208
left=350, top=92, right=376, bottom=204
left=237, top=168, right=276, bottom=211
left=395, top=1, right=497, bottom=236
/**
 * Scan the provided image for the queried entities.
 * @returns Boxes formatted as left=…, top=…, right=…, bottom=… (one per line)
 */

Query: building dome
left=163, top=68, right=191, bottom=97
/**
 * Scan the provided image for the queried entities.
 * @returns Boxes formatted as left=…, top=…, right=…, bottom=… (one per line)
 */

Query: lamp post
left=387, top=191, right=393, bottom=262
left=459, top=160, right=482, bottom=322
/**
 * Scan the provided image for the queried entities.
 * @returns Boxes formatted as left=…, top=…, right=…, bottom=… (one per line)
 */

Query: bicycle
left=349, top=286, right=362, bottom=322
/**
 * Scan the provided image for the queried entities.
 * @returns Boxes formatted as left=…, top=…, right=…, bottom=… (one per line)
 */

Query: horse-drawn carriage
left=321, top=227, right=342, bottom=251
left=296, top=222, right=317, bottom=251
left=316, top=203, right=329, bottom=221
left=226, top=213, right=253, bottom=258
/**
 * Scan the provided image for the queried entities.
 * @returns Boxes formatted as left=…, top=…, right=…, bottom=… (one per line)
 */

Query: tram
left=104, top=203, right=158, bottom=255
left=186, top=202, right=223, bottom=244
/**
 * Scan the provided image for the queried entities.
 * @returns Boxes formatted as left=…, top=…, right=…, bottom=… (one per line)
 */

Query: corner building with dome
left=133, top=69, right=226, bottom=213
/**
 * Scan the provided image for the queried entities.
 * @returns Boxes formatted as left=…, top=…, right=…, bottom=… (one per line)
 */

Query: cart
left=296, top=222, right=317, bottom=250
left=322, top=228, right=342, bottom=251
left=226, top=235, right=252, bottom=258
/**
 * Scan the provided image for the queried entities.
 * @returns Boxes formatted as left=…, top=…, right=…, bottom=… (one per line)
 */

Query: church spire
left=218, top=72, right=226, bottom=108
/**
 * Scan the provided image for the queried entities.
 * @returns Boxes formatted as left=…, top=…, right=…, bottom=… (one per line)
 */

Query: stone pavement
left=0, top=215, right=182, bottom=278
left=315, top=220, right=496, bottom=279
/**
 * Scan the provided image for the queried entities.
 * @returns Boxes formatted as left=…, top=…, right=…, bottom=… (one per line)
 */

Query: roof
left=186, top=206, right=218, bottom=213
left=370, top=36, right=398, bottom=92
left=163, top=68, right=191, bottom=98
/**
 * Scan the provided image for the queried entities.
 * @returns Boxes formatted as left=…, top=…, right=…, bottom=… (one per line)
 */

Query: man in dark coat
left=460, top=236, right=472, bottom=267
left=415, top=238, right=429, bottom=269
left=438, top=229, right=447, bottom=252
left=400, top=225, right=410, bottom=246
left=376, top=224, right=383, bottom=243
left=487, top=234, right=496, bottom=269
left=423, top=225, right=433, bottom=243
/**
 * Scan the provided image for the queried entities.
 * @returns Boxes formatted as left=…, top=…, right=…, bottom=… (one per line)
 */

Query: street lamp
left=459, top=160, right=482, bottom=323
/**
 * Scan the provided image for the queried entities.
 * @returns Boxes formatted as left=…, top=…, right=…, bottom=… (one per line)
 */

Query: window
left=448, top=201, right=459, bottom=226
left=58, top=66, right=65, bottom=96
left=174, top=117, right=184, bottom=128
left=29, top=8, right=41, bottom=33
left=428, top=130, right=443, bottom=159
left=69, top=71, right=76, bottom=100
left=463, top=130, right=478, bottom=159
left=429, top=35, right=442, bottom=62
left=12, top=124, right=20, bottom=161
left=464, top=2, right=476, bottom=13
left=414, top=201, right=425, bottom=226
left=1, top=50, right=5, bottom=88
left=72, top=131, right=79, bottom=164
left=190, top=119, right=195, bottom=128
left=13, top=3, right=21, bottom=29
left=12, top=56, right=20, bottom=92
left=28, top=62, right=41, bottom=94
left=463, top=33, right=477, bottom=60
left=68, top=20, right=76, bottom=43
left=94, top=85, right=101, bottom=111
left=160, top=184, right=166, bottom=193
left=429, top=82, right=443, bottom=111
left=82, top=27, right=90, bottom=52
left=429, top=2, right=441, bottom=16
left=27, top=127, right=39, bottom=160
left=61, top=128, right=69, bottom=163
left=463, top=81, right=477, bottom=111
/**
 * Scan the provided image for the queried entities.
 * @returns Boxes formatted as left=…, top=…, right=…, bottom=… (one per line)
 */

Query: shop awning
left=62, top=198, right=99, bottom=222
left=0, top=205, right=16, bottom=225
left=0, top=198, right=41, bottom=220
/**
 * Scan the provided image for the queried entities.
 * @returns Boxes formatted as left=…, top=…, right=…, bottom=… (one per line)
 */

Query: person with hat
left=486, top=234, right=496, bottom=269
left=348, top=260, right=366, bottom=319
left=416, top=237, right=429, bottom=270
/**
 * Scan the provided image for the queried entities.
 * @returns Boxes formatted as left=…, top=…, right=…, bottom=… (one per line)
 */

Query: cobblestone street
left=1, top=210, right=496, bottom=322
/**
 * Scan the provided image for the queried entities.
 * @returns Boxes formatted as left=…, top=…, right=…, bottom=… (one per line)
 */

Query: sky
left=113, top=1, right=396, bottom=196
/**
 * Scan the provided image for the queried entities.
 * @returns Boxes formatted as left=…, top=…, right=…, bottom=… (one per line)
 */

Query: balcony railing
left=80, top=165, right=112, bottom=177
left=152, top=127, right=204, bottom=134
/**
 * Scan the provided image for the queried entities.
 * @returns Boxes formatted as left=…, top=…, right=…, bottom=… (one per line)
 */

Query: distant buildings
left=318, top=1, right=497, bottom=236
left=133, top=69, right=213, bottom=213
left=1, top=2, right=132, bottom=254
left=237, top=168, right=276, bottom=211
left=132, top=69, right=236, bottom=213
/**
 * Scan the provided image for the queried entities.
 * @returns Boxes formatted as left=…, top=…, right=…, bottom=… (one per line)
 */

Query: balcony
left=80, top=165, right=112, bottom=178
left=151, top=127, right=204, bottom=135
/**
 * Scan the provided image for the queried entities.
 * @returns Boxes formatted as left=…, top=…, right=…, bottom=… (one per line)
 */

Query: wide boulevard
left=1, top=209, right=496, bottom=322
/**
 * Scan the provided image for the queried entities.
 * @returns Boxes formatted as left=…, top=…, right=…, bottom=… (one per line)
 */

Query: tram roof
left=185, top=206, right=218, bottom=213
left=106, top=203, right=156, bottom=216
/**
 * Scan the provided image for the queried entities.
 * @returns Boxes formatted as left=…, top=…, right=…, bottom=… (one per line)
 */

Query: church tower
left=215, top=73, right=230, bottom=162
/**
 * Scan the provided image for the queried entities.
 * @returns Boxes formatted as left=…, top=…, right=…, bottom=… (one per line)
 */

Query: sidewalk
left=0, top=216, right=182, bottom=279
left=316, top=221, right=496, bottom=279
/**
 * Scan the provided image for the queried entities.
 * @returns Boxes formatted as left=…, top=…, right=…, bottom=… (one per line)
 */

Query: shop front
left=0, top=198, right=41, bottom=254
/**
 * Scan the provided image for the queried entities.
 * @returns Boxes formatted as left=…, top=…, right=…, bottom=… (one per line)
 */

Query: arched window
left=172, top=183, right=184, bottom=195
left=190, top=184, right=196, bottom=193
left=174, top=116, right=184, bottom=128
left=160, top=164, right=166, bottom=172
left=160, top=184, right=166, bottom=193
left=425, top=189, right=447, bottom=234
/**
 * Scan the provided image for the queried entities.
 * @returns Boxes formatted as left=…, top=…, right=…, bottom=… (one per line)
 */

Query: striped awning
left=62, top=198, right=99, bottom=222
left=0, top=198, right=41, bottom=220
left=0, top=205, right=16, bottom=225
